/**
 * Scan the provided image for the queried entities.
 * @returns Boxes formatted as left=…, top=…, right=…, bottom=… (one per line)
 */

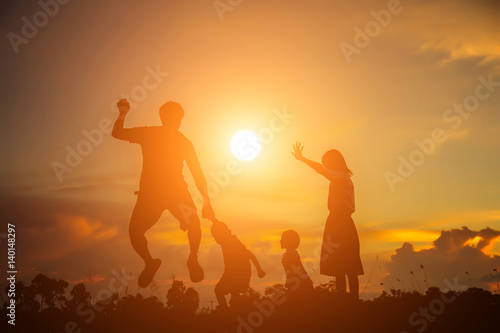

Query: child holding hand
left=212, top=220, right=266, bottom=308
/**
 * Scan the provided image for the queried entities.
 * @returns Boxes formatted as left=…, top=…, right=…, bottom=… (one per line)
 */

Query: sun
left=230, top=130, right=261, bottom=161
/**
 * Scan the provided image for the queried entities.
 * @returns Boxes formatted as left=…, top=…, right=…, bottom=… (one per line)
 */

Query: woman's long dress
left=319, top=167, right=364, bottom=276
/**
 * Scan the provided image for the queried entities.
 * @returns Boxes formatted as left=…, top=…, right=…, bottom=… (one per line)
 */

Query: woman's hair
left=322, top=149, right=353, bottom=176
left=281, top=230, right=300, bottom=249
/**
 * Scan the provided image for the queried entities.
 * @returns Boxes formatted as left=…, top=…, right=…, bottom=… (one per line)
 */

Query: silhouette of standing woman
left=292, top=142, right=363, bottom=298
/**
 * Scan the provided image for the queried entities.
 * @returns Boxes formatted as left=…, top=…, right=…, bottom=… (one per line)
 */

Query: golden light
left=384, top=230, right=441, bottom=243
left=463, top=236, right=482, bottom=248
left=230, top=130, right=261, bottom=161
left=480, top=236, right=500, bottom=256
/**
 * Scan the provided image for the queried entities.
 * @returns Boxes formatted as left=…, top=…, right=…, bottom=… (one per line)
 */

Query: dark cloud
left=418, top=0, right=500, bottom=11
left=468, top=0, right=500, bottom=11
left=0, top=194, right=129, bottom=279
left=0, top=193, right=129, bottom=230
left=383, top=226, right=500, bottom=292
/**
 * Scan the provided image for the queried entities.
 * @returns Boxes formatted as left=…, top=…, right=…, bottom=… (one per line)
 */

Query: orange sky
left=1, top=0, right=499, bottom=305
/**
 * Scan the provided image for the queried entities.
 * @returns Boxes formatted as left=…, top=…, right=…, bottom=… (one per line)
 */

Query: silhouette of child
left=281, top=230, right=314, bottom=295
left=211, top=220, right=266, bottom=308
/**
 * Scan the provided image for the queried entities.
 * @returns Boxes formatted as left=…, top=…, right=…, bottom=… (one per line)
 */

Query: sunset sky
left=1, top=0, right=499, bottom=307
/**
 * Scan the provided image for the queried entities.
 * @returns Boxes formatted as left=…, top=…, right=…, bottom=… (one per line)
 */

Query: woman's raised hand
left=292, top=141, right=304, bottom=160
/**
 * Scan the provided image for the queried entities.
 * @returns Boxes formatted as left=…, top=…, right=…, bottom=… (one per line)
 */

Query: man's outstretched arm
left=112, top=99, right=131, bottom=141
left=249, top=250, right=266, bottom=278
left=186, top=145, right=216, bottom=220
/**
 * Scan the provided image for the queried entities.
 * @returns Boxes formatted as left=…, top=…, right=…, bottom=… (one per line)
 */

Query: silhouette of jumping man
left=280, top=230, right=314, bottom=296
left=292, top=142, right=363, bottom=299
left=211, top=220, right=266, bottom=308
left=112, top=99, right=215, bottom=288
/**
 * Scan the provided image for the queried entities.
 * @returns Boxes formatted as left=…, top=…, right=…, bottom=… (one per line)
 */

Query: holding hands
left=202, top=203, right=216, bottom=221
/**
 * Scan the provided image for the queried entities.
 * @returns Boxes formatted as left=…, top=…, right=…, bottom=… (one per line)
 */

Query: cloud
left=16, top=213, right=120, bottom=264
left=404, top=1, right=500, bottom=71
left=0, top=194, right=129, bottom=279
left=422, top=210, right=500, bottom=229
left=382, top=226, right=500, bottom=292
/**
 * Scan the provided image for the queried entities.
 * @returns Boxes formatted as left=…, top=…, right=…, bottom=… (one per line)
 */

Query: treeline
left=1, top=274, right=499, bottom=333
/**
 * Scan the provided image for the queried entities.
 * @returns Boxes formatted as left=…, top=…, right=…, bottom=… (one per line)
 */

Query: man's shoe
left=138, top=258, right=161, bottom=288
left=187, top=258, right=204, bottom=283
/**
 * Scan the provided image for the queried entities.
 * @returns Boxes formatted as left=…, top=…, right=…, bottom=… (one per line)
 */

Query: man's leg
left=169, top=201, right=201, bottom=258
left=187, top=217, right=201, bottom=261
left=169, top=196, right=204, bottom=282
left=215, top=281, right=228, bottom=308
left=130, top=195, right=163, bottom=287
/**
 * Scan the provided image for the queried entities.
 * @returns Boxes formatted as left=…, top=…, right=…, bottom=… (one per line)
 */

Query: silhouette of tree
left=264, top=283, right=286, bottom=298
left=1, top=272, right=499, bottom=333
left=183, top=287, right=200, bottom=314
left=166, top=278, right=185, bottom=311
left=315, top=278, right=335, bottom=292
left=67, top=283, right=91, bottom=311
left=166, top=277, right=200, bottom=314
left=31, top=274, right=68, bottom=310
left=8, top=281, right=39, bottom=314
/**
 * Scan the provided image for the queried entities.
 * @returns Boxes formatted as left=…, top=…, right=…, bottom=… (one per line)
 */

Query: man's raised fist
left=117, top=99, right=130, bottom=115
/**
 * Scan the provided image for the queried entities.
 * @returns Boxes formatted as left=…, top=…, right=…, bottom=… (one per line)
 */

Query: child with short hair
left=211, top=220, right=266, bottom=308
left=280, top=230, right=314, bottom=295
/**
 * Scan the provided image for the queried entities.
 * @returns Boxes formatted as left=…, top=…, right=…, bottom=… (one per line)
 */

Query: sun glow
left=230, top=130, right=261, bottom=161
